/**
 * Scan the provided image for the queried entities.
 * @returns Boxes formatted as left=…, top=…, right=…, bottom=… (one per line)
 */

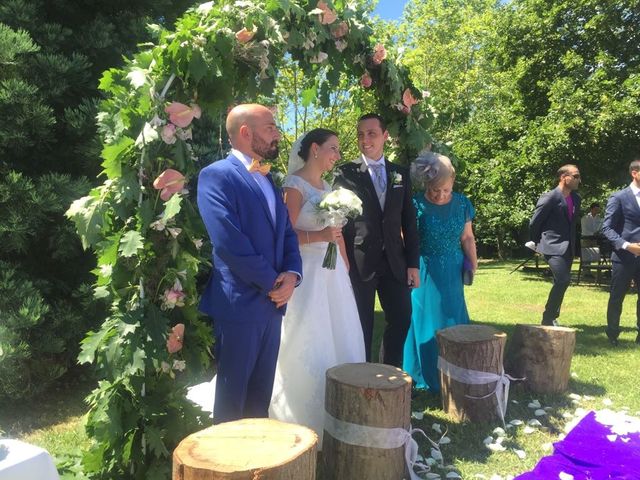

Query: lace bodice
left=283, top=175, right=331, bottom=232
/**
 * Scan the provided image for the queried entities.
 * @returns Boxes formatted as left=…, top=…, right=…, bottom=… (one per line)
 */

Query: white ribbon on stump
left=437, top=356, right=522, bottom=426
left=324, top=412, right=436, bottom=480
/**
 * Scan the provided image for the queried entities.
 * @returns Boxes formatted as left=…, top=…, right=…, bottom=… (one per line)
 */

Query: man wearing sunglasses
left=530, top=164, right=582, bottom=326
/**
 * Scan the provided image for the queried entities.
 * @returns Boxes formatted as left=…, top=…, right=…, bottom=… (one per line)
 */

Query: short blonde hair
left=410, top=152, right=455, bottom=190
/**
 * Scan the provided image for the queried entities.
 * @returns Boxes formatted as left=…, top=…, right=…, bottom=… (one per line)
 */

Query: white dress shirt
left=621, top=182, right=640, bottom=250
left=231, top=148, right=276, bottom=223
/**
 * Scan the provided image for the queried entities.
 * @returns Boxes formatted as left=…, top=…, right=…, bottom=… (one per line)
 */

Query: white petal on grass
left=439, top=436, right=451, bottom=445
left=544, top=406, right=553, bottom=411
left=528, top=400, right=542, bottom=409
left=493, top=427, right=506, bottom=436
left=446, top=473, right=462, bottom=479
left=412, top=411, right=424, bottom=420
left=571, top=371, right=578, bottom=378
left=511, top=399, right=519, bottom=404
left=509, top=419, right=524, bottom=426
left=513, top=449, right=526, bottom=459
left=569, top=393, right=581, bottom=401
left=571, top=399, right=580, bottom=406
left=425, top=474, right=441, bottom=480
left=489, top=475, right=504, bottom=480
left=432, top=423, right=443, bottom=434
left=483, top=436, right=494, bottom=445
left=431, top=448, right=443, bottom=462
left=603, top=398, right=613, bottom=406
left=535, top=409, right=547, bottom=416
left=583, top=395, right=594, bottom=400
left=542, top=442, right=553, bottom=451
left=607, top=434, right=618, bottom=442
left=523, top=426, right=535, bottom=434
left=562, top=412, right=574, bottom=419
left=528, top=419, right=542, bottom=426
left=487, top=442, right=507, bottom=452
left=559, top=472, right=574, bottom=480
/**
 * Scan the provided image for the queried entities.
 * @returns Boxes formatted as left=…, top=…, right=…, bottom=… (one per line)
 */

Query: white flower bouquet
left=317, top=187, right=363, bottom=269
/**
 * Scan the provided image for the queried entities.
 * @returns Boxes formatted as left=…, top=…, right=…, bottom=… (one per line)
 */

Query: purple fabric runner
left=515, top=411, right=640, bottom=479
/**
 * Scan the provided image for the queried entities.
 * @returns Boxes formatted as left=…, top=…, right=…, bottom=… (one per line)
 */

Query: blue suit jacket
left=529, top=187, right=581, bottom=256
left=601, top=187, right=640, bottom=263
left=197, top=153, right=302, bottom=323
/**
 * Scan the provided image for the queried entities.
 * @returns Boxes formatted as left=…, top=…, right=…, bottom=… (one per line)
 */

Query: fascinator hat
left=410, top=151, right=455, bottom=190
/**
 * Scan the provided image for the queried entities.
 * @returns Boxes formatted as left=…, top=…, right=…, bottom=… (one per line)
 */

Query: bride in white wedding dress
left=269, top=129, right=366, bottom=446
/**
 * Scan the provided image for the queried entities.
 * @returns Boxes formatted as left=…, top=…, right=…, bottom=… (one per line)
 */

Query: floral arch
left=66, top=0, right=432, bottom=477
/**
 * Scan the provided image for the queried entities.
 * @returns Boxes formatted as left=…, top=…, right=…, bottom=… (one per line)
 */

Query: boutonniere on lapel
left=390, top=171, right=403, bottom=187
left=352, top=157, right=369, bottom=173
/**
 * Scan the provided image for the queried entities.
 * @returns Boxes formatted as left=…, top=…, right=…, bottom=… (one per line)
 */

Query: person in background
left=601, top=158, right=640, bottom=346
left=529, top=164, right=582, bottom=326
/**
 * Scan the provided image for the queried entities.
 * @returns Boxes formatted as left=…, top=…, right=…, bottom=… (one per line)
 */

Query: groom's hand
left=269, top=272, right=298, bottom=308
left=407, top=268, right=420, bottom=289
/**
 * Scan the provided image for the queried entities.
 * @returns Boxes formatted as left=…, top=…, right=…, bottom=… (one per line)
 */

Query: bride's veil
left=287, top=132, right=308, bottom=175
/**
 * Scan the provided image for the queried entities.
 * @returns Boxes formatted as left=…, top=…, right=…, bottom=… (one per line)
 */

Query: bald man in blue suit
left=197, top=104, right=302, bottom=423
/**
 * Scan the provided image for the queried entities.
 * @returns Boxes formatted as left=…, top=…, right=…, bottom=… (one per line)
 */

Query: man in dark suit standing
left=334, top=113, right=420, bottom=367
left=601, top=158, right=640, bottom=346
left=530, top=164, right=582, bottom=326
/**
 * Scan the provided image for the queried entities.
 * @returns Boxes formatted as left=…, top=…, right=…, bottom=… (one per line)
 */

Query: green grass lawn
left=2, top=260, right=640, bottom=479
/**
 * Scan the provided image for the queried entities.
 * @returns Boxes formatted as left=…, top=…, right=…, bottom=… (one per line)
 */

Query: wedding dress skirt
left=269, top=241, right=365, bottom=447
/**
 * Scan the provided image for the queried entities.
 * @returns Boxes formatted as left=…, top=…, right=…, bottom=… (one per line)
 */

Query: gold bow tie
left=248, top=158, right=271, bottom=176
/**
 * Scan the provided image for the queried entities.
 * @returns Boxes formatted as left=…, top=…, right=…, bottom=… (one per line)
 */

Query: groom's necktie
left=370, top=162, right=387, bottom=209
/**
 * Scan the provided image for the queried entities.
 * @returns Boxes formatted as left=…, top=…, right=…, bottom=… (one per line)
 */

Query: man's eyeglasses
left=565, top=173, right=581, bottom=179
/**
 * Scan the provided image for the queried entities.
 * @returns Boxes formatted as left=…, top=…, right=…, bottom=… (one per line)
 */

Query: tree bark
left=323, top=362, right=411, bottom=480
left=173, top=418, right=317, bottom=480
left=506, top=324, right=576, bottom=394
left=437, top=324, right=507, bottom=423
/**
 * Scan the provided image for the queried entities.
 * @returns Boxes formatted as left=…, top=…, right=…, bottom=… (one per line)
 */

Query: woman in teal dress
left=403, top=152, right=478, bottom=393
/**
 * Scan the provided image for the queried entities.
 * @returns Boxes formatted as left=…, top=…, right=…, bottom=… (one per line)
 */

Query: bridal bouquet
left=317, top=187, right=363, bottom=269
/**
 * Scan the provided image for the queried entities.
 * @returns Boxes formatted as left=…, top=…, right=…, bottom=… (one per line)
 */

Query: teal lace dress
left=403, top=191, right=475, bottom=392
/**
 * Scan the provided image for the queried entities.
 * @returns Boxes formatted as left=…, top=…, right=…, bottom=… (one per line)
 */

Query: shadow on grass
left=0, top=366, right=93, bottom=437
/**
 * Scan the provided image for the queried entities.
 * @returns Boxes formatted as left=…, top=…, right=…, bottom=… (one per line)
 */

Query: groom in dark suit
left=530, top=164, right=581, bottom=326
left=334, top=113, right=420, bottom=367
left=197, top=104, right=302, bottom=423
left=601, top=157, right=640, bottom=346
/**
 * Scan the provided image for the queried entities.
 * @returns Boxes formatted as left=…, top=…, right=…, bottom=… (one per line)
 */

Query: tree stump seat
left=437, top=324, right=508, bottom=423
left=506, top=324, right=576, bottom=394
left=173, top=418, right=317, bottom=480
left=323, top=362, right=412, bottom=480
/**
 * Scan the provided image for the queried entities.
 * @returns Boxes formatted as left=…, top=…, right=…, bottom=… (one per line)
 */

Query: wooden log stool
left=172, top=418, right=317, bottom=480
left=437, top=324, right=508, bottom=423
left=506, top=324, right=576, bottom=394
left=323, top=362, right=412, bottom=480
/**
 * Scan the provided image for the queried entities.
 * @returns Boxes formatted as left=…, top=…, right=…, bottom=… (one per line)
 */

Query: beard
left=252, top=135, right=279, bottom=160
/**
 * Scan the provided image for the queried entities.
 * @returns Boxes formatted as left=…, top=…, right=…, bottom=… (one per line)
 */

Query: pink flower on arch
left=360, top=72, right=373, bottom=88
left=153, top=169, right=186, bottom=201
left=167, top=322, right=185, bottom=353
left=161, top=124, right=177, bottom=144
left=235, top=27, right=255, bottom=44
left=165, top=102, right=202, bottom=128
left=401, top=88, right=420, bottom=114
left=317, top=1, right=338, bottom=25
left=332, top=21, right=349, bottom=39
left=372, top=43, right=387, bottom=65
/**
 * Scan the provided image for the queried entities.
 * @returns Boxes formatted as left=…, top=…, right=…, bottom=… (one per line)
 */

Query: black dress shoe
left=609, top=338, right=619, bottom=347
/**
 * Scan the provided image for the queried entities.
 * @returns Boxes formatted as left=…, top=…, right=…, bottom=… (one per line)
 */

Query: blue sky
left=373, top=0, right=408, bottom=20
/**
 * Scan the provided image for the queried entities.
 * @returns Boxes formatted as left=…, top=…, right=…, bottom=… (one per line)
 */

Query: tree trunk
left=323, top=363, right=411, bottom=480
left=506, top=324, right=576, bottom=394
left=172, top=418, right=317, bottom=480
left=437, top=324, right=507, bottom=423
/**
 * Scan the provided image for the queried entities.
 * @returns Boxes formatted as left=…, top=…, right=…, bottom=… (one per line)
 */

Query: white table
left=0, top=439, right=59, bottom=480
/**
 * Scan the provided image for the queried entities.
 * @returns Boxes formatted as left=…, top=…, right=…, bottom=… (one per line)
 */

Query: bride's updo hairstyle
left=298, top=128, right=338, bottom=161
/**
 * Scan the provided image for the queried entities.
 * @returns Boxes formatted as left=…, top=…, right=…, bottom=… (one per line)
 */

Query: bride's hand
left=322, top=226, right=342, bottom=242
